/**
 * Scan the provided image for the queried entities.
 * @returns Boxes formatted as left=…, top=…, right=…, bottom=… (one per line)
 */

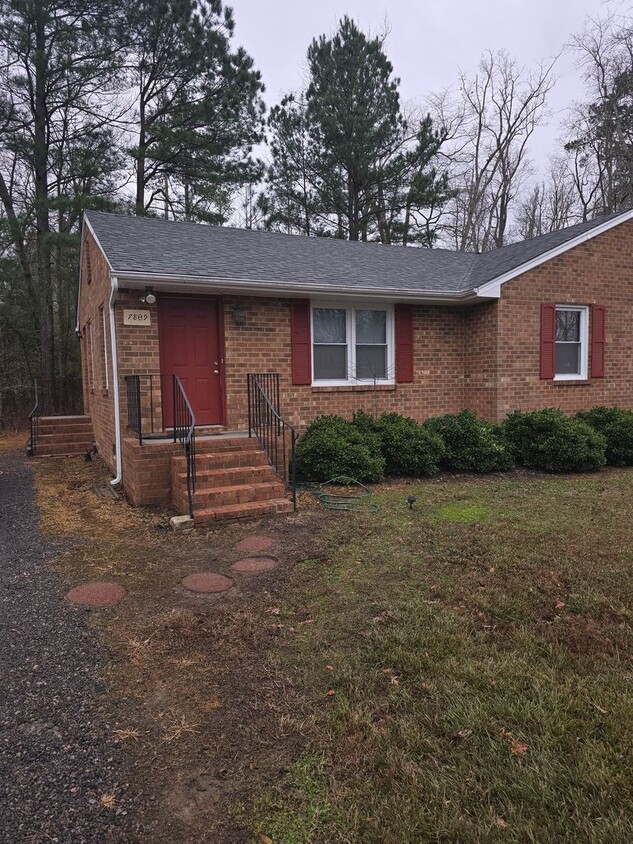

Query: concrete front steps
left=34, top=416, right=94, bottom=457
left=171, top=436, right=293, bottom=524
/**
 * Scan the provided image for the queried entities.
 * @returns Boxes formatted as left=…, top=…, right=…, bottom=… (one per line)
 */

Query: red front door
left=158, top=297, right=223, bottom=427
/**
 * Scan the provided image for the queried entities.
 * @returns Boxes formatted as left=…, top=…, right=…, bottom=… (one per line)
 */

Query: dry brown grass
left=31, top=452, right=319, bottom=843
left=0, top=431, right=28, bottom=452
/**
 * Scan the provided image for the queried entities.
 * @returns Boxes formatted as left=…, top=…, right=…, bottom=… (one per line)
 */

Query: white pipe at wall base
left=109, top=275, right=122, bottom=486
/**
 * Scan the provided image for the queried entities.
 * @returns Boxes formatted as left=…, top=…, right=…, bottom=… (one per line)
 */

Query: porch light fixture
left=233, top=305, right=247, bottom=326
left=141, top=286, right=157, bottom=305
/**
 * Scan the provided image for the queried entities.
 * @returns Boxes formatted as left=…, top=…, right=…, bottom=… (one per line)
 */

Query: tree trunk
left=347, top=173, right=358, bottom=240
left=135, top=98, right=146, bottom=215
left=34, top=6, right=55, bottom=410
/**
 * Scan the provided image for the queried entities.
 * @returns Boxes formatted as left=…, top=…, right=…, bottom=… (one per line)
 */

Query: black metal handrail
left=247, top=373, right=297, bottom=509
left=172, top=375, right=196, bottom=519
left=125, top=375, right=143, bottom=444
left=27, top=378, right=39, bottom=456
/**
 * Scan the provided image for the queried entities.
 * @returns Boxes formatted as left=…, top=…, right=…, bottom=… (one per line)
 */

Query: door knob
left=214, top=369, right=219, bottom=374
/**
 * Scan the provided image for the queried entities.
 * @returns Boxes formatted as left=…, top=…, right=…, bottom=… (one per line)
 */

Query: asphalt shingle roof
left=85, top=209, right=630, bottom=297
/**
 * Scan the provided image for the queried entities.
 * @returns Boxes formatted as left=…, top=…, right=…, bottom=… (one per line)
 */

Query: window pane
left=356, top=310, right=386, bottom=344
left=555, top=342, right=581, bottom=375
left=313, top=308, right=346, bottom=344
left=556, top=310, right=580, bottom=342
left=314, top=345, right=347, bottom=380
left=356, top=345, right=387, bottom=380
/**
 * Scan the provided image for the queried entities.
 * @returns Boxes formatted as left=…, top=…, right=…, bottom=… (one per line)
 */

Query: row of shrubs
left=295, top=406, right=633, bottom=482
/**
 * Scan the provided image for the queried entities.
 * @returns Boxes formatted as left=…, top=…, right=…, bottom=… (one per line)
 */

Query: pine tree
left=0, top=0, right=125, bottom=407
left=126, top=0, right=265, bottom=220
left=263, top=17, right=449, bottom=244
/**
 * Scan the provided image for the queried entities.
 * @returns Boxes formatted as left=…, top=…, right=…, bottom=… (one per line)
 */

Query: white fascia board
left=114, top=271, right=482, bottom=305
left=76, top=215, right=116, bottom=331
left=474, top=208, right=633, bottom=298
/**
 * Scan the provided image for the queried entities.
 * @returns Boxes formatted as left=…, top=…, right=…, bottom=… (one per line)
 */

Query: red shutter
left=395, top=304, right=414, bottom=383
left=591, top=304, right=606, bottom=378
left=540, top=303, right=556, bottom=379
left=291, top=299, right=311, bottom=385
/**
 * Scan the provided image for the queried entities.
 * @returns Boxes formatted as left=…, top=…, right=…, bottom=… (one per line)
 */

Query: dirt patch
left=32, top=453, right=333, bottom=843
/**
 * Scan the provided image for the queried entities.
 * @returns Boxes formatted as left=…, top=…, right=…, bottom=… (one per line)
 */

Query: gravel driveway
left=0, top=451, right=142, bottom=843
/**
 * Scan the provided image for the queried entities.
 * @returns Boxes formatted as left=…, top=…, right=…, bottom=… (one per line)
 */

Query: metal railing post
left=247, top=373, right=297, bottom=510
left=172, top=375, right=177, bottom=443
left=136, top=376, right=142, bottom=445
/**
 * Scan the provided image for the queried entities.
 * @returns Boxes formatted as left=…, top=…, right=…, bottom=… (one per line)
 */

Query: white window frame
left=554, top=305, right=589, bottom=381
left=310, top=302, right=395, bottom=386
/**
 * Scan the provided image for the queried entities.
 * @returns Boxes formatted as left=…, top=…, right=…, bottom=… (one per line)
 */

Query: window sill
left=311, top=384, right=396, bottom=393
left=551, top=378, right=592, bottom=385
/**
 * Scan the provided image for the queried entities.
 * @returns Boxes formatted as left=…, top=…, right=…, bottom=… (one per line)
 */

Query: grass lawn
left=27, top=450, right=633, bottom=843
left=246, top=473, right=633, bottom=844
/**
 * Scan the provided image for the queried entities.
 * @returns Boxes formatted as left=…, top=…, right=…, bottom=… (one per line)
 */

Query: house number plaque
left=123, top=309, right=151, bottom=326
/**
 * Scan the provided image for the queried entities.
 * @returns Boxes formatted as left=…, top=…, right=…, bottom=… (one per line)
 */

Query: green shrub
left=576, top=406, right=633, bottom=466
left=369, top=412, right=445, bottom=477
left=351, top=409, right=380, bottom=434
left=424, top=410, right=513, bottom=473
left=500, top=408, right=606, bottom=473
left=296, top=415, right=385, bottom=483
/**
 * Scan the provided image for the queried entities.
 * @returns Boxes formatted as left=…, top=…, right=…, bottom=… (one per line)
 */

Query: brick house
left=37, top=209, right=633, bottom=523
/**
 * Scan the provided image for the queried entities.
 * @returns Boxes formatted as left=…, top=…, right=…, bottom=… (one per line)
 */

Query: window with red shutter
left=291, top=300, right=312, bottom=385
left=308, top=304, right=395, bottom=384
left=540, top=303, right=556, bottom=379
left=395, top=304, right=414, bottom=383
left=591, top=305, right=606, bottom=378
left=545, top=304, right=591, bottom=380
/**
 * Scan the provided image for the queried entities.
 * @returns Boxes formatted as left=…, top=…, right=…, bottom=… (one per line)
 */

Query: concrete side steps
left=170, top=435, right=293, bottom=523
left=34, top=416, right=94, bottom=457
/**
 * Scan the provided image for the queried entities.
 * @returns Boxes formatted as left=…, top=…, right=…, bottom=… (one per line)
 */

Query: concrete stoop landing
left=171, top=436, right=293, bottom=525
left=34, top=416, right=94, bottom=457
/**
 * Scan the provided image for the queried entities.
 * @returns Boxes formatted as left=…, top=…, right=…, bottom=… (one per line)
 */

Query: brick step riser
left=193, top=498, right=294, bottom=524
left=37, top=434, right=94, bottom=445
left=38, top=416, right=92, bottom=425
left=174, top=453, right=270, bottom=471
left=173, top=466, right=279, bottom=490
left=175, top=483, right=286, bottom=509
left=37, top=424, right=94, bottom=435
left=188, top=439, right=257, bottom=453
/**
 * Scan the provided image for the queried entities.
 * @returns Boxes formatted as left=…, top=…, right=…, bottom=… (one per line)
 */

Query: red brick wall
left=121, top=438, right=181, bottom=507
left=78, top=229, right=116, bottom=471
left=115, top=290, right=163, bottom=435
left=494, top=219, right=633, bottom=420
left=222, top=296, right=467, bottom=430
left=464, top=300, right=498, bottom=419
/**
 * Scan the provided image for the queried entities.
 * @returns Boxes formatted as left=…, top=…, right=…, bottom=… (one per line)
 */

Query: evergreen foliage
left=501, top=408, right=606, bottom=473
left=576, top=406, right=633, bottom=466
left=424, top=411, right=514, bottom=473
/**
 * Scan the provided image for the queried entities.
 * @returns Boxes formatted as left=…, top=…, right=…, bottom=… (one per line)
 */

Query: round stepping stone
left=231, top=557, right=278, bottom=574
left=181, top=572, right=233, bottom=594
left=66, top=582, right=126, bottom=607
left=235, top=535, right=275, bottom=554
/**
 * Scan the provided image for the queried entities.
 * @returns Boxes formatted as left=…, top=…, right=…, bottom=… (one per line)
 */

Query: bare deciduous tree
left=431, top=50, right=555, bottom=251
left=564, top=11, right=633, bottom=217
left=512, top=157, right=580, bottom=240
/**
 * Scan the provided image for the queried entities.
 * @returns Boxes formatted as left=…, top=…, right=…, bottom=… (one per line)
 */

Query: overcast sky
left=228, top=0, right=613, bottom=172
